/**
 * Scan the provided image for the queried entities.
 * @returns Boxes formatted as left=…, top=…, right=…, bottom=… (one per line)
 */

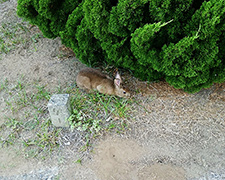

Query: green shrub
left=17, top=0, right=225, bottom=93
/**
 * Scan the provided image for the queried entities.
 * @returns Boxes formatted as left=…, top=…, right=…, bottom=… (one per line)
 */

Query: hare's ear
left=114, top=72, right=121, bottom=87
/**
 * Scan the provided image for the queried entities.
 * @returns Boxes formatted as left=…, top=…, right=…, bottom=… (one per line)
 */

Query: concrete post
left=47, top=94, right=71, bottom=127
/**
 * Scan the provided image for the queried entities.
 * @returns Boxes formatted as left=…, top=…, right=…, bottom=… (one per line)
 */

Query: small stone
left=47, top=94, right=71, bottom=127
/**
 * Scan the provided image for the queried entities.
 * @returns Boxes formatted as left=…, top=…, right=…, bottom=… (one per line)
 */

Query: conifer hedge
left=17, top=0, right=225, bottom=93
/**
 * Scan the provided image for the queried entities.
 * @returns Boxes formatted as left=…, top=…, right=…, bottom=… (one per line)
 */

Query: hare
left=76, top=68, right=130, bottom=98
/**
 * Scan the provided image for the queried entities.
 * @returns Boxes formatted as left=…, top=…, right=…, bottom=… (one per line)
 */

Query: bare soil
left=0, top=1, right=225, bottom=180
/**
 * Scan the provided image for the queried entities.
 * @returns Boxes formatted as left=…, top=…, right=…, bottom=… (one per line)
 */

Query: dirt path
left=0, top=1, right=225, bottom=180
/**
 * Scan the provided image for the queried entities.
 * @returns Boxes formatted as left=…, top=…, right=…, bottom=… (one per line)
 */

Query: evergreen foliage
left=17, top=0, right=225, bottom=93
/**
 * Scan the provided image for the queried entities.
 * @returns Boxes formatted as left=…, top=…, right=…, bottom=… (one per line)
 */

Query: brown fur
left=76, top=68, right=130, bottom=97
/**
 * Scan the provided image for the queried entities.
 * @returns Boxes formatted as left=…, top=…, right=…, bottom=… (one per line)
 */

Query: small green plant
left=0, top=0, right=8, bottom=3
left=0, top=79, right=9, bottom=91
left=35, top=85, right=51, bottom=100
left=24, top=115, right=40, bottom=130
left=23, top=119, right=61, bottom=158
left=0, top=118, right=23, bottom=146
left=0, top=22, right=30, bottom=55
left=0, top=15, right=37, bottom=60
left=68, top=109, right=101, bottom=133
left=68, top=90, right=132, bottom=138
left=75, top=159, right=82, bottom=164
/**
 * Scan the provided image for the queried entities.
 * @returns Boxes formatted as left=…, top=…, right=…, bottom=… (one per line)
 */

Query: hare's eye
left=123, top=91, right=126, bottom=94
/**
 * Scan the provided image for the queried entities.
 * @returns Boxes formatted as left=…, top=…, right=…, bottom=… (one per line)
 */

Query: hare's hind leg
left=96, top=85, right=107, bottom=94
left=76, top=76, right=92, bottom=91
